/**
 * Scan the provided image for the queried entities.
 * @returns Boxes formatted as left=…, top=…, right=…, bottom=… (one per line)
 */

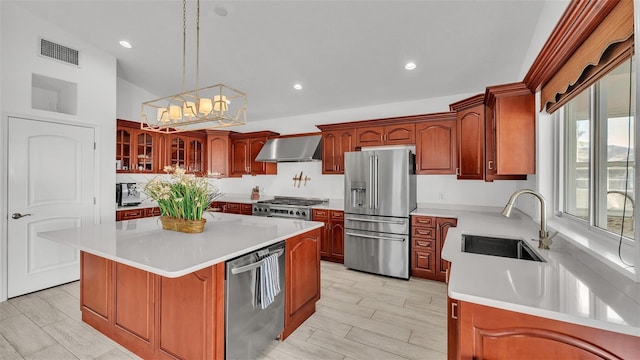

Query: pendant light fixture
left=141, top=0, right=246, bottom=133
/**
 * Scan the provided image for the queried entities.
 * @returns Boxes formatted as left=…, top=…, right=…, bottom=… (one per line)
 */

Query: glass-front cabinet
left=136, top=132, right=154, bottom=172
left=170, top=136, right=187, bottom=169
left=189, top=139, right=204, bottom=173
left=116, top=129, right=132, bottom=172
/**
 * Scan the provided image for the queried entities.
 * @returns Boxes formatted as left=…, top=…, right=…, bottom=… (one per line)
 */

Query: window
left=563, top=57, right=636, bottom=240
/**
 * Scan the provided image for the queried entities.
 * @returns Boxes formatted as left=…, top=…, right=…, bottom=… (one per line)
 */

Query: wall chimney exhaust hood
left=255, top=135, right=322, bottom=162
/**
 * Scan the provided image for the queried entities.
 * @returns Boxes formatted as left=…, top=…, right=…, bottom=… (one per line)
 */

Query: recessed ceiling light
left=405, top=62, right=416, bottom=70
left=293, top=83, right=303, bottom=90
left=214, top=6, right=228, bottom=17
left=119, top=40, right=132, bottom=49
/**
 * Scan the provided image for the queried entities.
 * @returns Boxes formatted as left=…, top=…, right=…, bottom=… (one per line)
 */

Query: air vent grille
left=40, top=38, right=79, bottom=66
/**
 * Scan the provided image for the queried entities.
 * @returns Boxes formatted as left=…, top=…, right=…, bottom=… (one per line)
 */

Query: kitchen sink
left=461, top=234, right=545, bottom=262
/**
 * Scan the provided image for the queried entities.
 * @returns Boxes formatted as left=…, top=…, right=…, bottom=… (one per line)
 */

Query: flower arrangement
left=144, top=166, right=219, bottom=221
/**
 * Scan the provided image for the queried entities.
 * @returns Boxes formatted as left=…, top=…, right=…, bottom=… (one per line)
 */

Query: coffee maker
left=116, top=183, right=141, bottom=207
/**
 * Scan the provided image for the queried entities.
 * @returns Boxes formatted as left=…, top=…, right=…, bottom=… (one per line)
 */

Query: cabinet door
left=447, top=297, right=458, bottom=360
left=207, top=135, right=229, bottom=177
left=169, top=136, right=187, bottom=169
left=457, top=105, right=485, bottom=180
left=155, top=133, right=169, bottom=173
left=436, top=218, right=457, bottom=281
left=322, top=131, right=339, bottom=174
left=283, top=228, right=321, bottom=339
left=458, top=301, right=640, bottom=360
left=329, top=221, right=344, bottom=262
left=230, top=139, right=249, bottom=176
left=113, top=263, right=154, bottom=348
left=312, top=210, right=330, bottom=259
left=135, top=132, right=154, bottom=172
left=355, top=127, right=385, bottom=147
left=156, top=264, right=225, bottom=360
left=249, top=137, right=276, bottom=175
left=80, top=252, right=111, bottom=334
left=384, top=123, right=415, bottom=145
left=188, top=138, right=205, bottom=174
left=495, top=94, right=535, bottom=175
left=116, top=129, right=132, bottom=172
left=412, top=250, right=436, bottom=277
left=416, top=120, right=457, bottom=174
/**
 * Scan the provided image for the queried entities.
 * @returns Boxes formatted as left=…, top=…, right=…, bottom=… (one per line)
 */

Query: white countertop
left=38, top=213, right=323, bottom=278
left=415, top=206, right=640, bottom=337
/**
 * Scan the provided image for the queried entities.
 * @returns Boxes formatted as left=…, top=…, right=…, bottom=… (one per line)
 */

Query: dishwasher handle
left=230, top=248, right=284, bottom=275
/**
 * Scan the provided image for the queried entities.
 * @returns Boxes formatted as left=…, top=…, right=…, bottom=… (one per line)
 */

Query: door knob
left=11, top=213, right=31, bottom=219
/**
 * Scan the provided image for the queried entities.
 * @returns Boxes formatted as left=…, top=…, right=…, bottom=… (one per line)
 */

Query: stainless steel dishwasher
left=225, top=241, right=285, bottom=360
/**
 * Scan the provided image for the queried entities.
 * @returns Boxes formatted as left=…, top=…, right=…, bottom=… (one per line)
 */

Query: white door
left=7, top=117, right=95, bottom=297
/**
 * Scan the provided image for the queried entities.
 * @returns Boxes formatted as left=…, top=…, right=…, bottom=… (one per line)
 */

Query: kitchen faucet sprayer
left=501, top=189, right=551, bottom=249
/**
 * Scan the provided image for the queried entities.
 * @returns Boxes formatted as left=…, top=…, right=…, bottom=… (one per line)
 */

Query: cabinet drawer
left=412, top=238, right=434, bottom=250
left=225, top=202, right=241, bottom=214
left=241, top=203, right=253, bottom=215
left=330, top=210, right=344, bottom=221
left=119, top=209, right=144, bottom=220
left=412, top=216, right=435, bottom=227
left=145, top=207, right=161, bottom=217
left=312, top=209, right=329, bottom=221
left=412, top=226, right=435, bottom=239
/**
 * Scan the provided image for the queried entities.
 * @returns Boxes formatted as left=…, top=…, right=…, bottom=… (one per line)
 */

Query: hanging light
left=141, top=0, right=246, bottom=133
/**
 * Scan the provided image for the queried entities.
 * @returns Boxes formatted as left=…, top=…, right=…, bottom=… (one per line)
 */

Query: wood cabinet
left=116, top=207, right=160, bottom=221
left=447, top=296, right=459, bottom=360
left=485, top=82, right=535, bottom=181
left=229, top=131, right=279, bottom=176
left=415, top=115, right=457, bottom=174
left=282, top=228, right=322, bottom=340
left=312, top=209, right=344, bottom=263
left=168, top=133, right=206, bottom=175
left=116, top=119, right=206, bottom=174
left=206, top=130, right=230, bottom=177
left=454, top=301, right=639, bottom=359
left=210, top=202, right=252, bottom=215
left=355, top=123, right=415, bottom=147
left=450, top=95, right=485, bottom=180
left=321, top=129, right=355, bottom=174
left=410, top=215, right=457, bottom=282
left=80, top=251, right=225, bottom=359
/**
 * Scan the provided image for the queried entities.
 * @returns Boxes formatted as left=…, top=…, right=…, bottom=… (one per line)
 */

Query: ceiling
left=13, top=1, right=557, bottom=123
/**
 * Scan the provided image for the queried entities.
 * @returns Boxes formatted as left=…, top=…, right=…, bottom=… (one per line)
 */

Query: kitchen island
left=38, top=213, right=324, bottom=360
left=413, top=207, right=640, bottom=359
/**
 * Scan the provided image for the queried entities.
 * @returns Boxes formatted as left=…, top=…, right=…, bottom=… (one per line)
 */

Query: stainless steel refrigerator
left=343, top=148, right=416, bottom=279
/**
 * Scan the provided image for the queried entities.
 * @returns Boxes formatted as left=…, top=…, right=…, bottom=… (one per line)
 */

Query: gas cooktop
left=253, top=197, right=328, bottom=220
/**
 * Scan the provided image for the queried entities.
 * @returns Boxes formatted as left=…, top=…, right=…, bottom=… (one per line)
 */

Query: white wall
left=117, top=77, right=159, bottom=121
left=0, top=2, right=117, bottom=301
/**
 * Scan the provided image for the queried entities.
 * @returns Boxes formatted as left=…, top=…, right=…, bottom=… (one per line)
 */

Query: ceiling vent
left=40, top=38, right=79, bottom=66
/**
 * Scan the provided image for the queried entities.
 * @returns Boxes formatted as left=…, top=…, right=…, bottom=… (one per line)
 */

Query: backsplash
left=117, top=161, right=523, bottom=207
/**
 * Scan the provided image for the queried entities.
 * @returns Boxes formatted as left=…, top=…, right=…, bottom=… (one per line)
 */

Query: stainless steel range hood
left=255, top=135, right=322, bottom=162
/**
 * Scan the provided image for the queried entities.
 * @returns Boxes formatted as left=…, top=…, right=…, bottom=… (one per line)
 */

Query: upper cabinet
left=355, top=123, right=415, bottom=147
left=229, top=131, right=279, bottom=176
left=206, top=131, right=231, bottom=178
left=415, top=113, right=457, bottom=175
left=320, top=129, right=355, bottom=174
left=116, top=119, right=206, bottom=175
left=485, top=82, right=535, bottom=181
left=450, top=95, right=485, bottom=180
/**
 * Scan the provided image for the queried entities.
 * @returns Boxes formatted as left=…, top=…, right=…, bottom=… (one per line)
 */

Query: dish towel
left=259, top=253, right=281, bottom=309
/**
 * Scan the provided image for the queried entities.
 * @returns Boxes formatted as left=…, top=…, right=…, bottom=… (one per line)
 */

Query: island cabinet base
left=80, top=252, right=225, bottom=360
left=454, top=301, right=640, bottom=360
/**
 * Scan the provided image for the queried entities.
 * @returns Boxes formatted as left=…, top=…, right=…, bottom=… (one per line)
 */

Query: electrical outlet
left=439, top=193, right=444, bottom=200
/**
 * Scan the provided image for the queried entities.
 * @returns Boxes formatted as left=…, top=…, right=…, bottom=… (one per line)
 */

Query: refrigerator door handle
left=369, top=155, right=374, bottom=209
left=344, top=217, right=406, bottom=225
left=345, top=232, right=406, bottom=242
left=374, top=155, right=379, bottom=209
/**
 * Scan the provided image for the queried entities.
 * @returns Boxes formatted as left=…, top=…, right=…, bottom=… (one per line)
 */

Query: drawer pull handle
left=451, top=302, right=458, bottom=320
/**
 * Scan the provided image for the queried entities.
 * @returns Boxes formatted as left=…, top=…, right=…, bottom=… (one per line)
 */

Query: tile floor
left=0, top=261, right=447, bottom=360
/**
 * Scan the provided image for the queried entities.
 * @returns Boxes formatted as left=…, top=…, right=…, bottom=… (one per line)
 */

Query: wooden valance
left=537, top=0, right=634, bottom=113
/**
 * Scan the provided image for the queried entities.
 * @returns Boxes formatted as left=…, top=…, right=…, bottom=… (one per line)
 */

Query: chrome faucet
left=501, top=189, right=551, bottom=249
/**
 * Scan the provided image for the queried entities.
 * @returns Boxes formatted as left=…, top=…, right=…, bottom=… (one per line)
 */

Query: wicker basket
left=160, top=216, right=206, bottom=233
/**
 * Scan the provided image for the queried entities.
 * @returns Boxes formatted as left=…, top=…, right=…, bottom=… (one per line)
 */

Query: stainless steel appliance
left=116, top=183, right=141, bottom=207
left=252, top=196, right=328, bottom=220
left=344, top=149, right=416, bottom=279
left=226, top=241, right=285, bottom=360
left=254, top=135, right=322, bottom=162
